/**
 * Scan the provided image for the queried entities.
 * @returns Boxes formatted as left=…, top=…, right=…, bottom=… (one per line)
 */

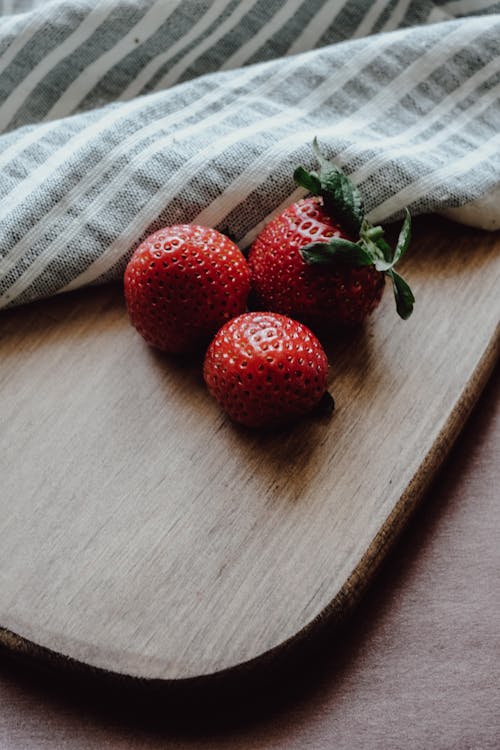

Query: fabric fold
left=0, top=0, right=498, bottom=309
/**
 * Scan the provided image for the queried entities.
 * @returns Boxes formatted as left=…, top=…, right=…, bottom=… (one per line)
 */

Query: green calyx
left=293, top=138, right=415, bottom=320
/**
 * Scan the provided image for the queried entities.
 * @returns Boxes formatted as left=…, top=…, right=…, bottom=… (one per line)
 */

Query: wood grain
left=0, top=217, right=498, bottom=683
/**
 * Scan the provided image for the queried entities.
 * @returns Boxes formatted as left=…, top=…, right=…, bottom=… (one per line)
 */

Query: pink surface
left=0, top=369, right=498, bottom=749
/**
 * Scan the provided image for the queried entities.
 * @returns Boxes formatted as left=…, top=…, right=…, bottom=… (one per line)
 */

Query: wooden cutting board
left=0, top=216, right=498, bottom=685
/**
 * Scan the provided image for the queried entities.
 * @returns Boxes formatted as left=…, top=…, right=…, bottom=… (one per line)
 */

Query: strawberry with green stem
left=248, top=139, right=414, bottom=329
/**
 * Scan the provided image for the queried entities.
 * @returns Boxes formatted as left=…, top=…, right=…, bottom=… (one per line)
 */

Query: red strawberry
left=248, top=196, right=385, bottom=329
left=203, top=312, right=330, bottom=428
left=248, top=139, right=414, bottom=329
left=124, top=225, right=250, bottom=353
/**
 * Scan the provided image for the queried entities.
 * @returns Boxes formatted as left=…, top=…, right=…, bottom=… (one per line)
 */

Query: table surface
left=2, top=214, right=498, bottom=683
left=0, top=359, right=498, bottom=749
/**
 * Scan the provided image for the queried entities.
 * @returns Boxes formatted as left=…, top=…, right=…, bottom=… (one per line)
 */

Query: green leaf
left=366, top=209, right=412, bottom=272
left=293, top=166, right=321, bottom=195
left=321, top=176, right=364, bottom=236
left=374, top=236, right=394, bottom=263
left=373, top=258, right=394, bottom=272
left=363, top=225, right=385, bottom=242
left=387, top=269, right=415, bottom=320
left=359, top=233, right=386, bottom=270
left=292, top=141, right=416, bottom=322
left=300, top=238, right=373, bottom=267
left=312, top=138, right=365, bottom=236
left=392, top=208, right=412, bottom=266
left=312, top=136, right=332, bottom=173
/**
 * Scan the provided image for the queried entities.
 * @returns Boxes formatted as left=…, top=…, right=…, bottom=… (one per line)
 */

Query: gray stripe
left=75, top=0, right=204, bottom=112
left=140, top=0, right=247, bottom=94
left=11, top=3, right=149, bottom=125
left=0, top=2, right=499, bottom=308
left=0, top=3, right=94, bottom=131
left=371, top=0, right=401, bottom=34
left=230, top=0, right=329, bottom=68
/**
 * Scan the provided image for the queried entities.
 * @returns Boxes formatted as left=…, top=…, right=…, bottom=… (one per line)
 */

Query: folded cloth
left=0, top=0, right=498, bottom=310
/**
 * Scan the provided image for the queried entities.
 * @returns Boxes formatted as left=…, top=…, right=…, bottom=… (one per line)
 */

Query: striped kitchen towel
left=0, top=0, right=498, bottom=309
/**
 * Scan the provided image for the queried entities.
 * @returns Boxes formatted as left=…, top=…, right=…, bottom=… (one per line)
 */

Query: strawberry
left=249, top=196, right=385, bottom=329
left=248, top=139, right=414, bottom=329
left=124, top=225, right=251, bottom=353
left=203, top=311, right=330, bottom=428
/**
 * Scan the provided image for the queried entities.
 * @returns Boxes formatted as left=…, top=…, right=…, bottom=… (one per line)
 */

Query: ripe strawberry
left=203, top=312, right=330, bottom=428
left=248, top=139, right=414, bottom=328
left=249, top=197, right=385, bottom=329
left=124, top=225, right=251, bottom=353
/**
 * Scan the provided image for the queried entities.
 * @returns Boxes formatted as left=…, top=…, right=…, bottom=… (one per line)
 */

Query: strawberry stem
left=365, top=226, right=384, bottom=241
left=312, top=390, right=335, bottom=418
left=295, top=140, right=415, bottom=320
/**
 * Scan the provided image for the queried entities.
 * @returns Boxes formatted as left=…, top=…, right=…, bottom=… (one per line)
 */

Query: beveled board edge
left=0, top=322, right=498, bottom=699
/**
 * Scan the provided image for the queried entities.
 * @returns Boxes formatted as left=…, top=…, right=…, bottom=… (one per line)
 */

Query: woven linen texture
left=0, top=0, right=499, bottom=308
